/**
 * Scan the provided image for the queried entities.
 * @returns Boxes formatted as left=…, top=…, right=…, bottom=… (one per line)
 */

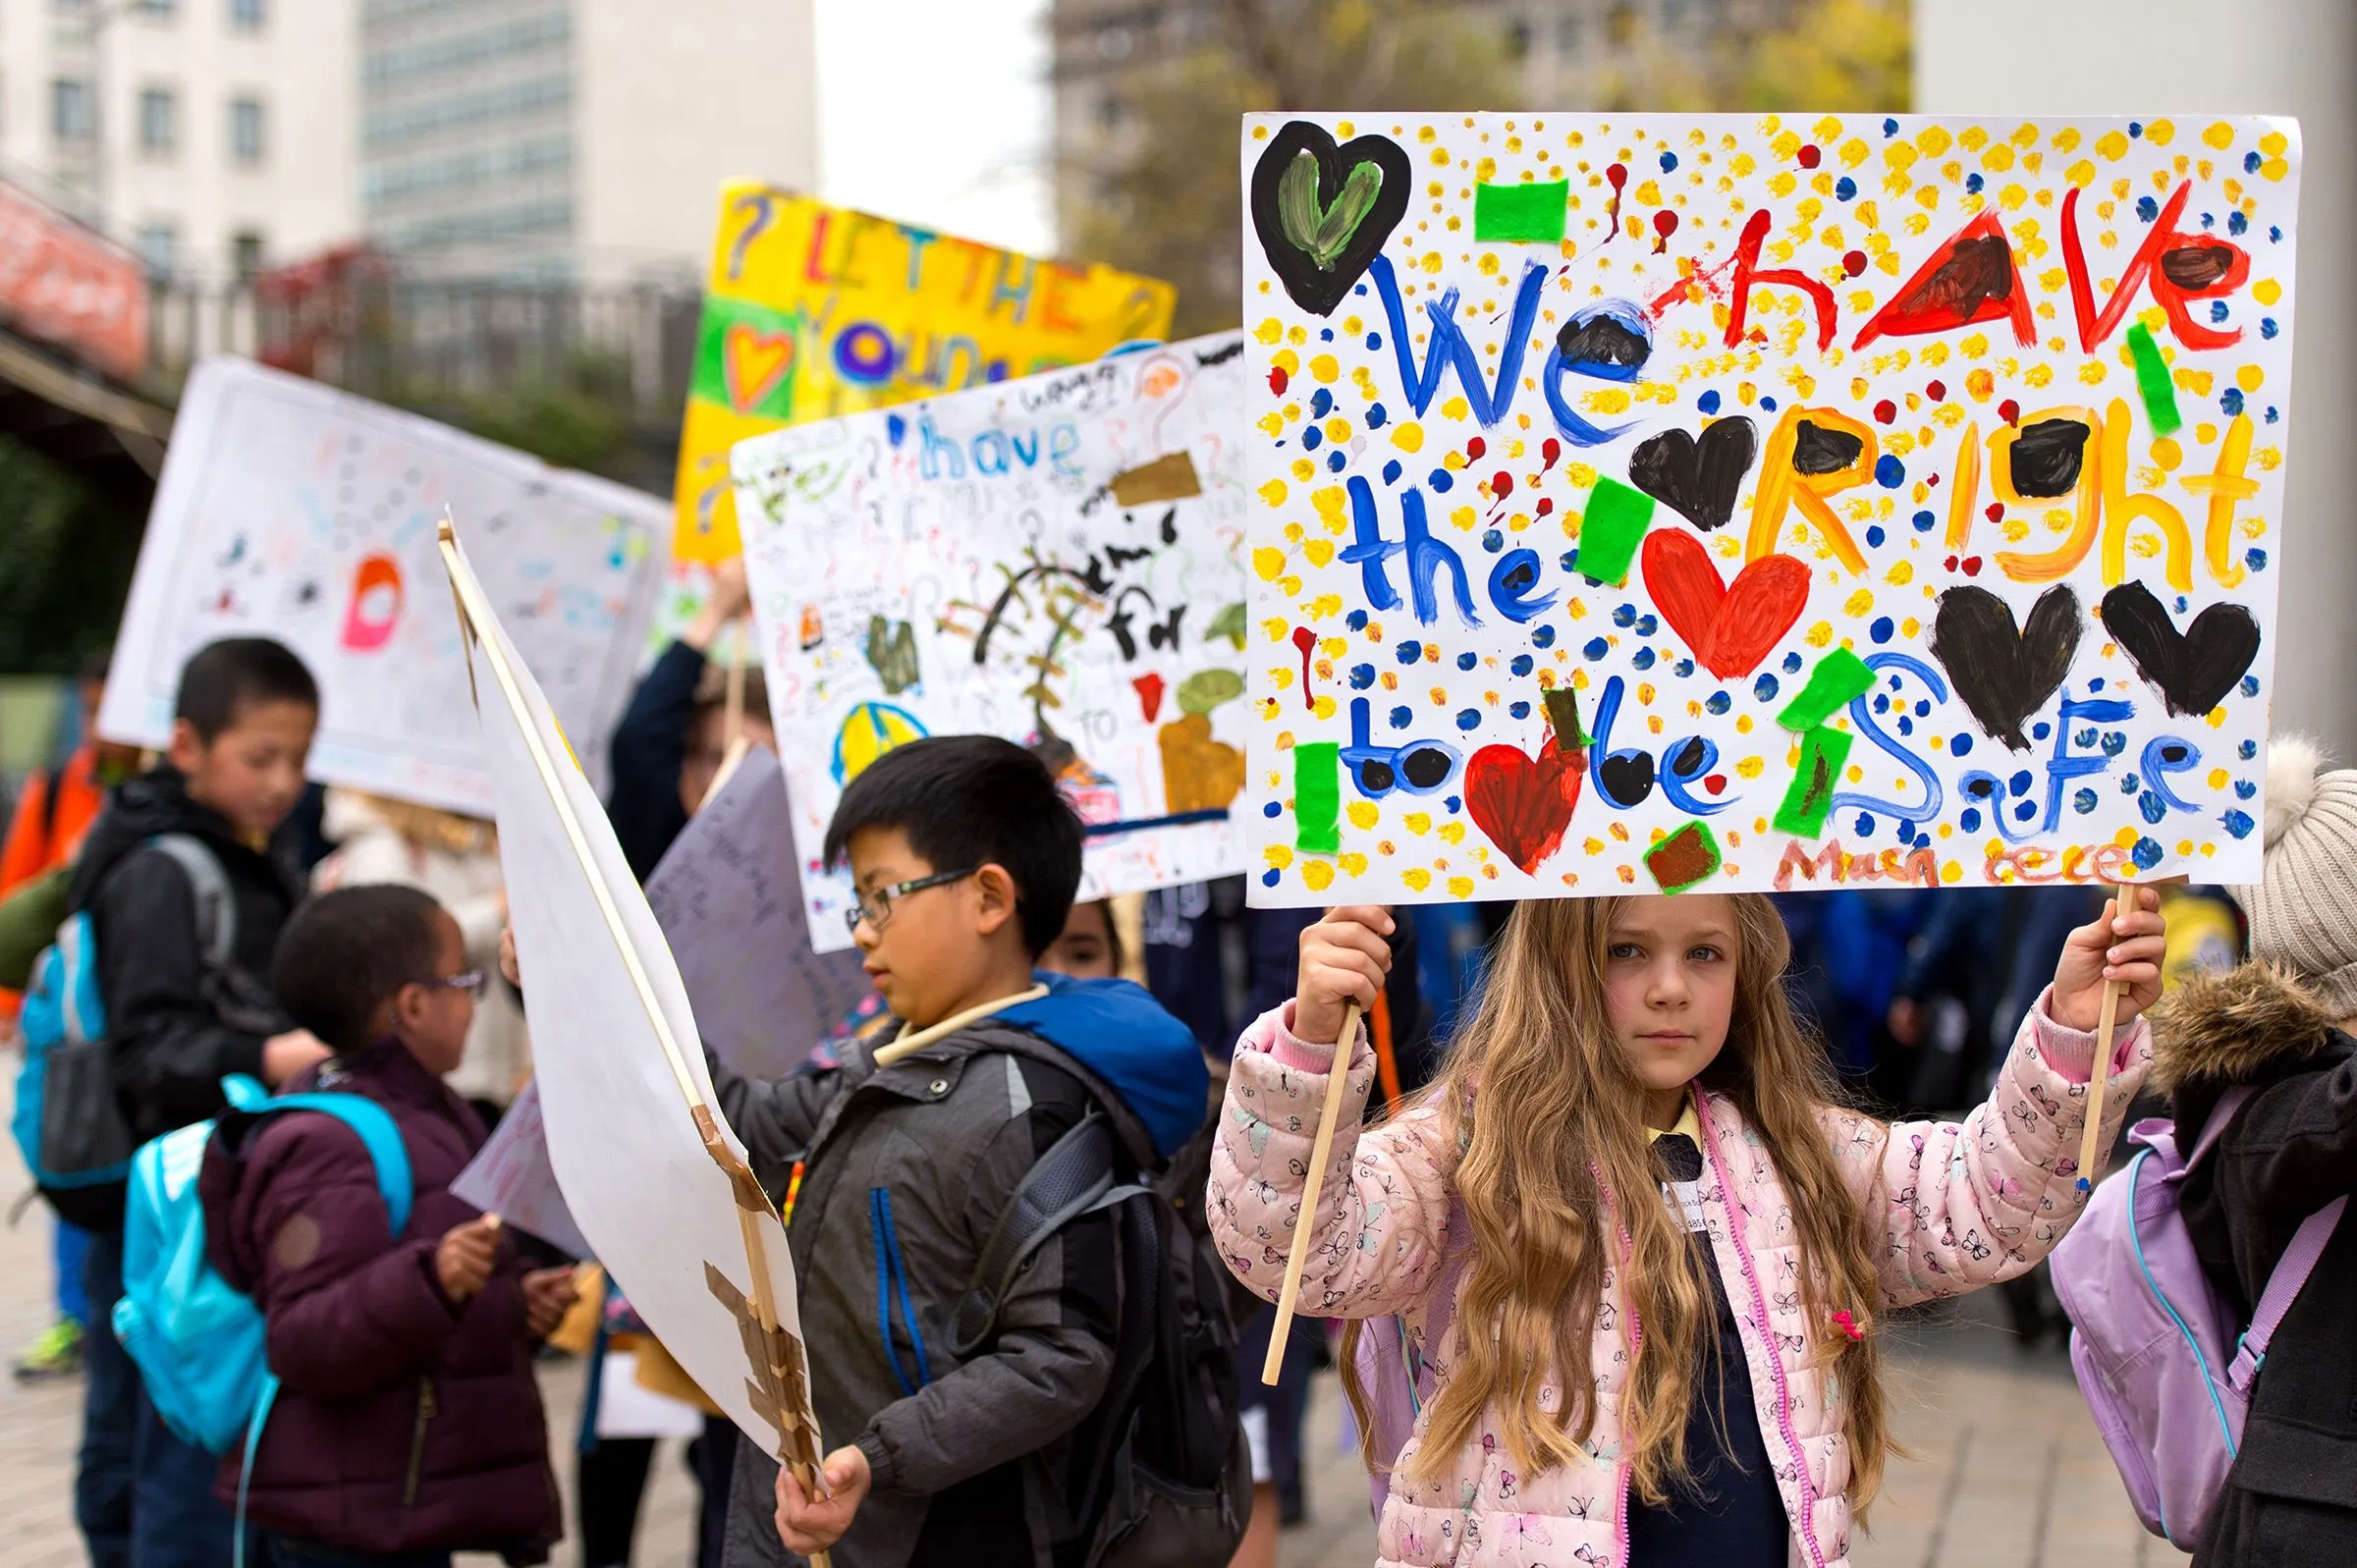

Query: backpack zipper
left=403, top=1376, right=437, bottom=1506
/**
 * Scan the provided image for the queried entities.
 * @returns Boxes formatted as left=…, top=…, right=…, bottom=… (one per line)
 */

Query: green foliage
left=0, top=440, right=138, bottom=675
left=396, top=349, right=636, bottom=477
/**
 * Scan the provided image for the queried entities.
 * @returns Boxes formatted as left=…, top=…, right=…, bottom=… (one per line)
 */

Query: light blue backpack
left=113, top=1073, right=413, bottom=1504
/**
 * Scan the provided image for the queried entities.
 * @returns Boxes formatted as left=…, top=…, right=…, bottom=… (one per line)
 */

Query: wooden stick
left=871, top=985, right=1048, bottom=1068
left=2074, top=883, right=2129, bottom=1193
left=1262, top=1000, right=1362, bottom=1386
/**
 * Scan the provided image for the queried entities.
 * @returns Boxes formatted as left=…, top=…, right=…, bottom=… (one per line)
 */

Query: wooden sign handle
left=1262, top=1000, right=1362, bottom=1386
left=2074, top=884, right=2129, bottom=1193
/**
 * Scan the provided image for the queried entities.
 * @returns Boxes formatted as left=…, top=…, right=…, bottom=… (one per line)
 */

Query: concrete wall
left=1917, top=0, right=2357, bottom=760
left=575, top=0, right=819, bottom=284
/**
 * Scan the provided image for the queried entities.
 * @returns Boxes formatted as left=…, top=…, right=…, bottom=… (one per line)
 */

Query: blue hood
left=1000, top=974, right=1209, bottom=1160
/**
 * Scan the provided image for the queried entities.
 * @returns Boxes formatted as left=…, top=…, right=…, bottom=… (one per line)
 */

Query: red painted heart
left=1640, top=530, right=1811, bottom=680
left=1463, top=742, right=1586, bottom=875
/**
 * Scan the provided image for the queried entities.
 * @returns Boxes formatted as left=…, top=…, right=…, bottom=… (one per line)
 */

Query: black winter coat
left=2154, top=962, right=2357, bottom=1566
left=69, top=769, right=303, bottom=1176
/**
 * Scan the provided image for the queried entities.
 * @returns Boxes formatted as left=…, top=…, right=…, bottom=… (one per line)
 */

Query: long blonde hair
left=1341, top=893, right=1893, bottom=1510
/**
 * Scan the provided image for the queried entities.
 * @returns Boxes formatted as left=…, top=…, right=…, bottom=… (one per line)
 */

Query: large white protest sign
left=731, top=334, right=1254, bottom=949
left=445, top=523, right=821, bottom=1473
left=645, top=745, right=873, bottom=1079
left=448, top=1081, right=591, bottom=1261
left=104, top=357, right=666, bottom=814
left=1239, top=113, right=2299, bottom=904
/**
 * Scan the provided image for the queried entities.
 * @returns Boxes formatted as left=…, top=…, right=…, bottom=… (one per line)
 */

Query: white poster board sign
left=103, top=357, right=667, bottom=814
left=733, top=334, right=1253, bottom=950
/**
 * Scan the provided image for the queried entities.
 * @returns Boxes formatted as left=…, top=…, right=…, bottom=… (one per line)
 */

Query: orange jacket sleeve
left=0, top=771, right=52, bottom=897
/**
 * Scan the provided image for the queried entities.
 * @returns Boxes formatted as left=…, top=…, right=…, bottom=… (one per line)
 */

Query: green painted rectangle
left=1577, top=477, right=1655, bottom=586
left=1294, top=740, right=1343, bottom=854
left=2125, top=321, right=2183, bottom=437
left=1474, top=180, right=1569, bottom=243
left=1773, top=726, right=1854, bottom=838
left=1777, top=648, right=1876, bottom=732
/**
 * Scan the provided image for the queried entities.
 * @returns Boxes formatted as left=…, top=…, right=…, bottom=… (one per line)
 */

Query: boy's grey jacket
left=714, top=982, right=1206, bottom=1568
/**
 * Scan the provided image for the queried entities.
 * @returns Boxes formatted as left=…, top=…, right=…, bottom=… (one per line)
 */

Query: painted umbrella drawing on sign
left=1238, top=112, right=2300, bottom=905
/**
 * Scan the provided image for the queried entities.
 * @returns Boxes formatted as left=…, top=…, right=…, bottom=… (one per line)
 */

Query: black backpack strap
left=35, top=765, right=63, bottom=857
left=141, top=834, right=237, bottom=970
left=948, top=1108, right=1122, bottom=1358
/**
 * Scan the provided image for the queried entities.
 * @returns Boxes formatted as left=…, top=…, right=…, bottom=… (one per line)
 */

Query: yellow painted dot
left=1392, top=422, right=1425, bottom=453
left=1262, top=843, right=1292, bottom=870
left=1339, top=852, right=1369, bottom=876
left=1346, top=801, right=1379, bottom=831
left=1402, top=867, right=1432, bottom=892
left=2202, top=122, right=2237, bottom=150
left=1447, top=876, right=1476, bottom=899
left=2235, top=364, right=2264, bottom=393
left=2150, top=437, right=2182, bottom=471
left=1301, top=860, right=1336, bottom=892
left=2253, top=279, right=2281, bottom=305
left=1251, top=546, right=1287, bottom=580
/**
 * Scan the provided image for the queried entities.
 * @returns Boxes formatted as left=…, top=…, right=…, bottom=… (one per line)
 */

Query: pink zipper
left=1695, top=1093, right=1830, bottom=1568
left=1595, top=1164, right=1637, bottom=1568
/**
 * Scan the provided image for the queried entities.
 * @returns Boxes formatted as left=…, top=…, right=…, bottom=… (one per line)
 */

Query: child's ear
left=389, top=983, right=425, bottom=1033
left=972, top=864, right=1019, bottom=939
left=165, top=719, right=205, bottom=774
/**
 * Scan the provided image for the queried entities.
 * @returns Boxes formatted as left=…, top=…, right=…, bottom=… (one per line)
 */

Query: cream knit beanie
left=2233, top=736, right=2357, bottom=1019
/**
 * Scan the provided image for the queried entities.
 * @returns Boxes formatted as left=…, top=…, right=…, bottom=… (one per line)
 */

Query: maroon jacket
left=198, top=1042, right=560, bottom=1558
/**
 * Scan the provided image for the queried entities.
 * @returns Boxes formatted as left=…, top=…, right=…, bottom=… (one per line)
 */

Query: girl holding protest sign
left=1209, top=890, right=2163, bottom=1566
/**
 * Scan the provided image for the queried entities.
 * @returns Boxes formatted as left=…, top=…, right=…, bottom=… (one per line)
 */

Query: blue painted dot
left=2221, top=388, right=2245, bottom=416
left=2209, top=299, right=2230, bottom=325
left=1883, top=117, right=1899, bottom=136
left=1705, top=692, right=1731, bottom=715
left=2073, top=787, right=2099, bottom=815
left=1509, top=700, right=1530, bottom=720
left=1532, top=624, right=1556, bottom=649
left=2271, top=225, right=2282, bottom=243
left=2132, top=836, right=2165, bottom=870
left=1367, top=402, right=1389, bottom=427
left=1698, top=389, right=1723, bottom=414
left=1875, top=692, right=1892, bottom=717
left=1509, top=654, right=1534, bottom=676
left=1951, top=732, right=1973, bottom=758
left=1660, top=150, right=1678, bottom=173
left=1633, top=648, right=1657, bottom=671
left=2032, top=721, right=2052, bottom=742
left=1561, top=550, right=1580, bottom=573
left=2128, top=121, right=2144, bottom=138
left=1634, top=615, right=1660, bottom=637
left=1428, top=468, right=1454, bottom=492
left=1319, top=327, right=1334, bottom=342
left=1348, top=663, right=1376, bottom=689
left=1326, top=450, right=1345, bottom=472
left=1783, top=652, right=1804, bottom=675
left=1263, top=800, right=1282, bottom=818
left=2241, top=674, right=2261, bottom=697
left=2135, top=195, right=2160, bottom=223
left=2239, top=738, right=2259, bottom=760
left=1854, top=812, right=1877, bottom=837
left=1382, top=459, right=1402, bottom=485
left=1365, top=333, right=1384, bottom=351
left=1912, top=509, right=1936, bottom=533
left=1896, top=715, right=1914, bottom=736
left=2234, top=779, right=2256, bottom=800
left=1673, top=659, right=1695, bottom=678
left=1310, top=388, right=1335, bottom=416
left=1481, top=528, right=1505, bottom=554
left=1584, top=636, right=1611, bottom=660
left=1869, top=616, right=1894, bottom=645
left=2121, top=774, right=2142, bottom=795
left=1397, top=641, right=1422, bottom=664
left=1966, top=172, right=1985, bottom=194
left=2265, top=406, right=2279, bottom=424
left=1874, top=454, right=1905, bottom=489
left=2101, top=730, right=2128, bottom=757
left=1754, top=673, right=1781, bottom=703
left=2260, top=317, right=2277, bottom=339
left=2090, top=676, right=2106, bottom=690
left=1388, top=705, right=1412, bottom=730
left=2007, top=769, right=2033, bottom=796
left=2222, top=808, right=2256, bottom=839
left=2246, top=547, right=2268, bottom=572
left=1835, top=176, right=1857, bottom=201
left=1864, top=524, right=1886, bottom=549
left=1444, top=795, right=1461, bottom=814
left=1613, top=603, right=1637, bottom=627
left=1959, top=807, right=1982, bottom=833
left=1456, top=651, right=1478, bottom=672
left=2228, top=209, right=2249, bottom=238
left=1301, top=425, right=1322, bottom=451
left=1346, top=609, right=1368, bottom=631
left=2138, top=789, right=2167, bottom=825
left=2244, top=149, right=2263, bottom=174
left=1262, top=869, right=1282, bottom=888
left=1455, top=709, right=1482, bottom=731
left=1760, top=395, right=1779, bottom=411
left=2015, top=799, right=2040, bottom=824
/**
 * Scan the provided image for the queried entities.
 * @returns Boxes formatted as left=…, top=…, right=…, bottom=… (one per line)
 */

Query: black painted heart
left=1927, top=584, right=2083, bottom=752
left=1249, top=121, right=1411, bottom=317
left=1627, top=417, right=1758, bottom=532
left=2101, top=581, right=2263, bottom=718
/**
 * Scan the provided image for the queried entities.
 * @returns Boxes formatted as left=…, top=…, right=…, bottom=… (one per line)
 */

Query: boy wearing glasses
left=197, top=884, right=576, bottom=1568
left=711, top=735, right=1212, bottom=1568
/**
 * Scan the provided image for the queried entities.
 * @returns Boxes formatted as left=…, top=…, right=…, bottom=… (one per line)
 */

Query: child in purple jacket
left=199, top=885, right=577, bottom=1568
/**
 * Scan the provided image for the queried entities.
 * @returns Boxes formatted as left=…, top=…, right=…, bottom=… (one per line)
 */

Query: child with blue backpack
left=199, top=884, right=576, bottom=1568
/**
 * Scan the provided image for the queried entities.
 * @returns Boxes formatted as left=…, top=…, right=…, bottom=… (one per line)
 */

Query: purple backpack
left=2051, top=1086, right=2348, bottom=1550
left=1350, top=1198, right=1470, bottom=1517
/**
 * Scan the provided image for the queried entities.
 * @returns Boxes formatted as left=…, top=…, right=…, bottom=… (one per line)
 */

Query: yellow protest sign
left=672, top=185, right=1177, bottom=562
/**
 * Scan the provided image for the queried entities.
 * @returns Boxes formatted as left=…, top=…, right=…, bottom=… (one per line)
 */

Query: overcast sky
left=813, top=0, right=1057, bottom=257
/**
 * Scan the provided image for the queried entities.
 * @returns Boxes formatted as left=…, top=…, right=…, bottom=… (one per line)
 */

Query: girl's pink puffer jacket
left=1207, top=991, right=2151, bottom=1568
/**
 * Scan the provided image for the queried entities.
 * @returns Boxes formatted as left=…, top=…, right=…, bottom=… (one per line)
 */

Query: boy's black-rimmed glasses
left=844, top=868, right=977, bottom=937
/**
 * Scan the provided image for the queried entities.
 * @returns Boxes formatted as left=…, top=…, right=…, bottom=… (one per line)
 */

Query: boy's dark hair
left=272, top=885, right=446, bottom=1054
left=174, top=637, right=320, bottom=741
left=823, top=735, right=1083, bottom=955
left=692, top=662, right=770, bottom=722
left=77, top=646, right=113, bottom=688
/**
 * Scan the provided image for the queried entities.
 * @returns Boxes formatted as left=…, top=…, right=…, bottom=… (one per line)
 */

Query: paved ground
left=1, top=1094, right=2179, bottom=1567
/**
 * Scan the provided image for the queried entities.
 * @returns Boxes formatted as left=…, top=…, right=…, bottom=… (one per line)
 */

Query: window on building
left=1505, top=17, right=1532, bottom=60
left=139, top=87, right=177, bottom=154
left=135, top=221, right=178, bottom=278
left=231, top=230, right=265, bottom=279
left=51, top=80, right=93, bottom=141
left=228, top=95, right=264, bottom=162
left=131, top=0, right=176, bottom=17
left=231, top=0, right=266, bottom=28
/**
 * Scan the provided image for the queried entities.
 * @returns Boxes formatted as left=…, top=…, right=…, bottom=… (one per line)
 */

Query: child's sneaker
left=12, top=1318, right=83, bottom=1380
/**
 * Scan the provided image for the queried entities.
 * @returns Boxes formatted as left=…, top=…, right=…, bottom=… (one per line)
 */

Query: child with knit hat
left=2146, top=736, right=2357, bottom=1565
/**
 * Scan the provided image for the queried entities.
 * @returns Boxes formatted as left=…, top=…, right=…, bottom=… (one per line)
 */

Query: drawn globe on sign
left=831, top=701, right=928, bottom=785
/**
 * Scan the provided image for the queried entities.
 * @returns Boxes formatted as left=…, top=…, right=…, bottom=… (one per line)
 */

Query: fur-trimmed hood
left=2148, top=961, right=2341, bottom=1095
